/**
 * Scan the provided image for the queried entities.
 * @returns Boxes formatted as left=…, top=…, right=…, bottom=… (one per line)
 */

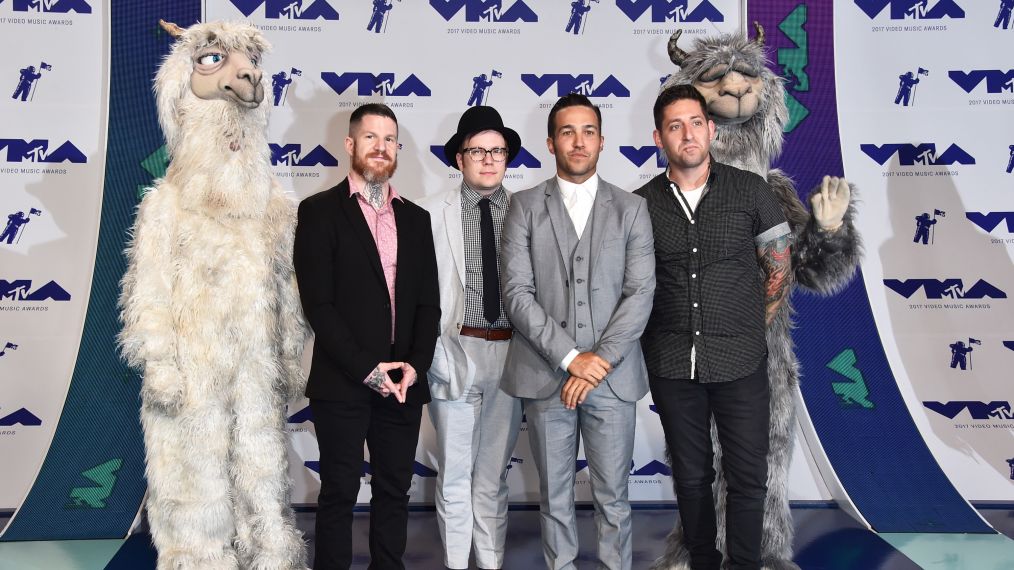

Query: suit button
left=577, top=301, right=584, bottom=306
left=577, top=323, right=585, bottom=329
left=576, top=256, right=584, bottom=262
left=561, top=321, right=567, bottom=328
left=576, top=278, right=584, bottom=284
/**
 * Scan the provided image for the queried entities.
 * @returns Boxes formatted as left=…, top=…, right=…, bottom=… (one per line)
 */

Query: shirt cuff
left=755, top=221, right=791, bottom=247
left=560, top=349, right=580, bottom=372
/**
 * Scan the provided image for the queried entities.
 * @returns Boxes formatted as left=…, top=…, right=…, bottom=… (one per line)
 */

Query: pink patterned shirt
left=349, top=178, right=402, bottom=342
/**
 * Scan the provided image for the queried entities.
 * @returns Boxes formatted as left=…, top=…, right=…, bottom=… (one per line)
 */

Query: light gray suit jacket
left=419, top=186, right=511, bottom=401
left=499, top=177, right=655, bottom=402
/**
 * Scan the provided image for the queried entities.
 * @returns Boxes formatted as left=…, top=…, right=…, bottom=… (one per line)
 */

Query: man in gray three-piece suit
left=500, top=94, right=656, bottom=570
left=419, top=106, right=524, bottom=569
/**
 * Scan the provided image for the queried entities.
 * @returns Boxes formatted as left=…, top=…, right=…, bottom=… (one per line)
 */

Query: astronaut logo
left=615, top=0, right=724, bottom=23
left=995, top=0, right=1013, bottom=28
left=894, top=67, right=928, bottom=106
left=619, top=145, right=667, bottom=168
left=854, top=0, right=965, bottom=20
left=269, top=144, right=338, bottom=167
left=226, top=0, right=340, bottom=20
left=0, top=279, right=72, bottom=301
left=320, top=72, right=431, bottom=97
left=860, top=143, right=974, bottom=166
left=1008, top=145, right=1014, bottom=174
left=366, top=0, right=395, bottom=33
left=12, top=62, right=51, bottom=103
left=0, top=341, right=17, bottom=358
left=948, top=338, right=980, bottom=370
left=1, top=208, right=41, bottom=245
left=0, top=139, right=87, bottom=164
left=883, top=278, right=1007, bottom=299
left=506, top=456, right=524, bottom=476
left=521, top=74, right=630, bottom=98
left=912, top=209, right=944, bottom=245
left=9, top=0, right=92, bottom=13
left=271, top=68, right=301, bottom=106
left=429, top=0, right=538, bottom=23
left=467, top=70, right=502, bottom=106
left=565, top=0, right=594, bottom=34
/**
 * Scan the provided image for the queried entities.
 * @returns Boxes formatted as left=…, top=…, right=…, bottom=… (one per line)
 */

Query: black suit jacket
left=293, top=178, right=440, bottom=406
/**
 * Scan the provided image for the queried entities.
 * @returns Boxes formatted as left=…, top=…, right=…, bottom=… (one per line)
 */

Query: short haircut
left=349, top=103, right=398, bottom=135
left=653, top=84, right=710, bottom=130
left=547, top=93, right=602, bottom=138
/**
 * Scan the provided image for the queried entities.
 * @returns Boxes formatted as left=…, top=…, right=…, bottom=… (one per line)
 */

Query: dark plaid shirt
left=634, top=160, right=789, bottom=383
left=460, top=183, right=511, bottom=329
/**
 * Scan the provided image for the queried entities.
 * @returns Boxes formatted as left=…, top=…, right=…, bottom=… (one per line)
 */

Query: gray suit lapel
left=544, top=179, right=574, bottom=276
left=588, top=181, right=615, bottom=273
left=443, top=190, right=466, bottom=289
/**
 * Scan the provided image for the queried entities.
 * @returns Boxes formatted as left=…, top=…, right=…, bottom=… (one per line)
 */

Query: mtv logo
left=883, top=278, right=1007, bottom=299
left=320, top=72, right=431, bottom=97
left=269, top=144, right=338, bottom=167
left=966, top=212, right=1014, bottom=234
left=520, top=74, right=630, bottom=98
left=949, top=70, right=1014, bottom=94
left=10, top=0, right=92, bottom=13
left=0, top=407, right=42, bottom=426
left=860, top=143, right=975, bottom=166
left=631, top=460, right=672, bottom=476
left=429, top=0, right=537, bottom=23
left=428, top=145, right=541, bottom=168
left=924, top=400, right=1013, bottom=420
left=0, top=139, right=87, bottom=164
left=619, top=145, right=667, bottom=168
left=615, top=0, right=724, bottom=23
left=0, top=279, right=72, bottom=301
left=286, top=404, right=313, bottom=424
left=227, top=0, right=339, bottom=20
left=853, top=0, right=964, bottom=20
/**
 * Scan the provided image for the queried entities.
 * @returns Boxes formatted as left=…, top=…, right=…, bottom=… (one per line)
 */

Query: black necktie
left=478, top=198, right=501, bottom=326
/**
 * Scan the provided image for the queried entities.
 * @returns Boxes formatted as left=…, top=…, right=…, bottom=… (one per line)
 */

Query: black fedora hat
left=443, top=106, right=522, bottom=170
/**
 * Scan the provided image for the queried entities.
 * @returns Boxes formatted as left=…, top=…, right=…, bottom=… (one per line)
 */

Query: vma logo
left=0, top=279, right=71, bottom=301
left=270, top=144, right=338, bottom=167
left=631, top=460, right=671, bottom=476
left=884, top=278, right=1007, bottom=299
left=430, top=0, right=537, bottom=23
left=0, top=407, right=42, bottom=426
left=615, top=0, right=724, bottom=23
left=949, top=70, right=1014, bottom=94
left=226, top=0, right=338, bottom=20
left=854, top=0, right=964, bottom=20
left=619, top=145, right=667, bottom=168
left=521, top=74, right=630, bottom=98
left=924, top=401, right=1013, bottom=420
left=321, top=72, right=430, bottom=97
left=966, top=212, right=1014, bottom=234
left=8, top=0, right=91, bottom=13
left=429, top=145, right=541, bottom=169
left=0, top=139, right=86, bottom=163
left=860, top=143, right=974, bottom=166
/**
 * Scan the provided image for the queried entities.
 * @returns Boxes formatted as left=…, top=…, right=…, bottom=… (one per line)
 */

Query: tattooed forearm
left=759, top=234, right=792, bottom=325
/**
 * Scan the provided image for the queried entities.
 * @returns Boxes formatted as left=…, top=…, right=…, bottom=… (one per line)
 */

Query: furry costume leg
left=142, top=397, right=239, bottom=570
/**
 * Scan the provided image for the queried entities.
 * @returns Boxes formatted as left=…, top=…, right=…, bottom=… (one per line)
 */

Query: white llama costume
left=118, top=20, right=307, bottom=570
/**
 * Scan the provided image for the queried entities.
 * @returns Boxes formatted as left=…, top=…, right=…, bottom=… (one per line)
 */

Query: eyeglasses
left=462, top=147, right=509, bottom=162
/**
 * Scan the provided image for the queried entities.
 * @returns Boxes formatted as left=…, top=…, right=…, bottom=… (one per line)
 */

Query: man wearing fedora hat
left=419, top=105, right=524, bottom=570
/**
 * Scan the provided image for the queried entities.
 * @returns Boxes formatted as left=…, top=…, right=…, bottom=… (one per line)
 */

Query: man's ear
left=546, top=137, right=556, bottom=156
left=345, top=136, right=354, bottom=157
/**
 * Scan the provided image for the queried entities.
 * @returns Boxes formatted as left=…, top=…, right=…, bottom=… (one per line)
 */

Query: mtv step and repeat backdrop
left=837, top=0, right=1014, bottom=502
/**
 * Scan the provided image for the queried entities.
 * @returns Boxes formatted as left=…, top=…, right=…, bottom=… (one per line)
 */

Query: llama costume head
left=661, top=23, right=787, bottom=178
left=154, top=20, right=274, bottom=217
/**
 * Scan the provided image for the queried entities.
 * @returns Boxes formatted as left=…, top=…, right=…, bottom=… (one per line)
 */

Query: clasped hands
left=366, top=361, right=417, bottom=403
left=561, top=351, right=611, bottom=410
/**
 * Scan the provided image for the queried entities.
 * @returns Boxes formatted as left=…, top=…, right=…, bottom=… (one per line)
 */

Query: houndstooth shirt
left=460, top=183, right=512, bottom=329
left=634, top=160, right=790, bottom=383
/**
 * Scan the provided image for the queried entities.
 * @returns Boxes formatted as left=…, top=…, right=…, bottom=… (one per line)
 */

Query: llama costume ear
left=153, top=20, right=192, bottom=157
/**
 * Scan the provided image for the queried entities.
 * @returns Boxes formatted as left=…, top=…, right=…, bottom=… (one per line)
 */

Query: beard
left=352, top=145, right=398, bottom=184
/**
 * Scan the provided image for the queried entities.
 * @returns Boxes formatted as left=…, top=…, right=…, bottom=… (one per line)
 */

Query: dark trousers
left=649, top=361, right=770, bottom=570
left=310, top=396, right=423, bottom=570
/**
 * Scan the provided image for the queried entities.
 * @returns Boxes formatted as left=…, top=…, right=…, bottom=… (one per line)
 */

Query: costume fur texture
left=654, top=30, right=862, bottom=570
left=118, top=21, right=308, bottom=570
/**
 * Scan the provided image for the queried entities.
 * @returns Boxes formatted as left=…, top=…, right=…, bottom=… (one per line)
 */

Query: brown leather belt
left=459, top=325, right=513, bottom=341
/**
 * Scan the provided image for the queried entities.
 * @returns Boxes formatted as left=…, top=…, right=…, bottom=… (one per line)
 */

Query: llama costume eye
left=197, top=53, right=224, bottom=65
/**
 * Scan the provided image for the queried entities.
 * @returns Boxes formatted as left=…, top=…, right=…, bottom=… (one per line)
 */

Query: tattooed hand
left=364, top=362, right=407, bottom=403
